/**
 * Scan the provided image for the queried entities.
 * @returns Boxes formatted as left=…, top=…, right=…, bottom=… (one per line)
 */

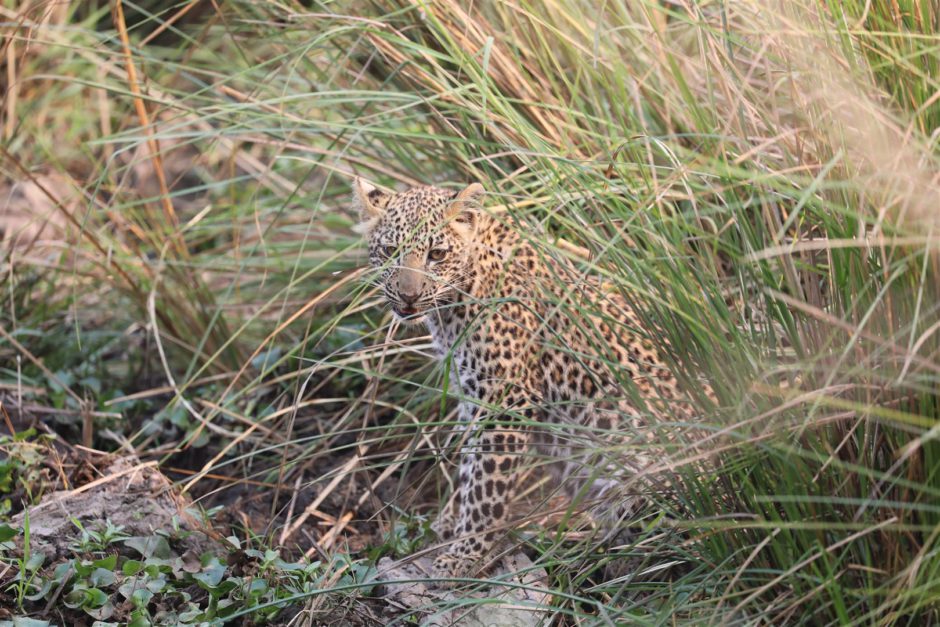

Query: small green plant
left=63, top=582, right=113, bottom=620
left=68, top=520, right=130, bottom=554
left=0, top=431, right=55, bottom=518
left=1, top=524, right=344, bottom=624
left=6, top=511, right=45, bottom=611
left=367, top=510, right=435, bottom=561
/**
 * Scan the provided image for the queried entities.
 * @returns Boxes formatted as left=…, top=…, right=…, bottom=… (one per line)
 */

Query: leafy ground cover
left=1, top=0, right=939, bottom=624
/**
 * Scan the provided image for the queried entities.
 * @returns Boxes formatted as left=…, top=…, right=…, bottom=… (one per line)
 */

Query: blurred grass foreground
left=1, top=0, right=940, bottom=624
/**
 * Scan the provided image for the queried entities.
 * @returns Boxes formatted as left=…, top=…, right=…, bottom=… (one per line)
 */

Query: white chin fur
left=393, top=311, right=427, bottom=326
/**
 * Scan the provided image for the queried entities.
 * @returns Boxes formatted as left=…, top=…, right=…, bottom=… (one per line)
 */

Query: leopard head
left=353, top=179, right=484, bottom=324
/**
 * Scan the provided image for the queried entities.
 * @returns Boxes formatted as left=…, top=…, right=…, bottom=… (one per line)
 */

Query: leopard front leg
left=432, top=413, right=529, bottom=582
left=431, top=493, right=458, bottom=540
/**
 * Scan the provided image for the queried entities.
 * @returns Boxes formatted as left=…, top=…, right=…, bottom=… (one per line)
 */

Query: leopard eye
left=380, top=245, right=396, bottom=259
left=428, top=248, right=448, bottom=262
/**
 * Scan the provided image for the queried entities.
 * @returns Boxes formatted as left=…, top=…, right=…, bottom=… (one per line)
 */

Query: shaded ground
left=0, top=395, right=599, bottom=625
left=0, top=399, right=389, bottom=625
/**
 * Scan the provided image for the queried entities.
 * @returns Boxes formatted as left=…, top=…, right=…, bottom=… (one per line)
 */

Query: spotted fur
left=355, top=178, right=710, bottom=580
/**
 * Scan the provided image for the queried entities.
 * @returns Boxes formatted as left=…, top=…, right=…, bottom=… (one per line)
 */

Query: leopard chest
left=426, top=317, right=490, bottom=399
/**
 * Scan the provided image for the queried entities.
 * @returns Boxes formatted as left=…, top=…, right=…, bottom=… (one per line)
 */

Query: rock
left=9, top=455, right=217, bottom=563
left=376, top=551, right=551, bottom=627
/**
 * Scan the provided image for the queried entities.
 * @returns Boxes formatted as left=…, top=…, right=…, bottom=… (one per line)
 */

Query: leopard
left=354, top=177, right=711, bottom=581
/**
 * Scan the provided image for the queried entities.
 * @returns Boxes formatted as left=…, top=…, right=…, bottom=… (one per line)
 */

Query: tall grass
left=2, top=0, right=940, bottom=623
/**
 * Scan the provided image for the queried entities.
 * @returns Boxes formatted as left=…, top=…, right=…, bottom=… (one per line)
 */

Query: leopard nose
left=399, top=289, right=419, bottom=305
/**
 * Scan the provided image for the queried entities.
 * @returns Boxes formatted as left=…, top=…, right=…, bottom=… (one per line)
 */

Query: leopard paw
left=430, top=551, right=481, bottom=586
left=430, top=512, right=455, bottom=540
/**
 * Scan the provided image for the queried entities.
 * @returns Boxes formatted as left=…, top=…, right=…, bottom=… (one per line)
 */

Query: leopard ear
left=352, top=177, right=388, bottom=232
left=446, top=182, right=485, bottom=227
